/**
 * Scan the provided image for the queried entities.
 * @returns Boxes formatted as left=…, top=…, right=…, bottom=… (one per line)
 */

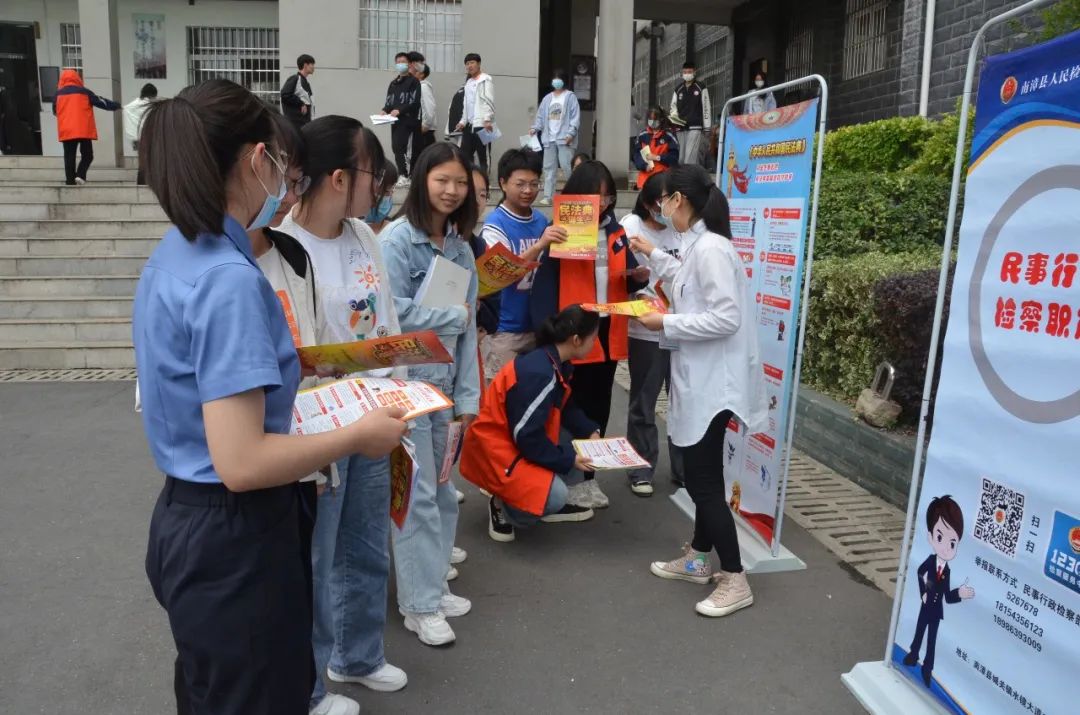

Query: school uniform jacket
left=459, top=345, right=598, bottom=515
left=632, top=128, right=679, bottom=189
left=529, top=213, right=647, bottom=364
left=54, top=69, right=120, bottom=141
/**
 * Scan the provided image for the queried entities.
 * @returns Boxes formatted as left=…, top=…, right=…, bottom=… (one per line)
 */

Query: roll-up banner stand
left=844, top=2, right=1080, bottom=713
left=669, top=73, right=828, bottom=574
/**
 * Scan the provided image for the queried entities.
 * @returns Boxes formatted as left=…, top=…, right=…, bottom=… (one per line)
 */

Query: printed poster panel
left=717, top=98, right=818, bottom=545
left=551, top=194, right=600, bottom=260
left=891, top=31, right=1080, bottom=715
left=297, top=330, right=452, bottom=375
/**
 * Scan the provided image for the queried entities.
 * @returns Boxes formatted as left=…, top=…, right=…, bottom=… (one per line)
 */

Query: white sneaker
left=585, top=479, right=610, bottom=508
left=74, top=177, right=86, bottom=185
left=309, top=693, right=360, bottom=715
left=566, top=481, right=592, bottom=508
left=446, top=565, right=459, bottom=581
left=439, top=591, right=472, bottom=617
left=537, top=197, right=552, bottom=206
left=456, top=488, right=465, bottom=503
left=402, top=610, right=456, bottom=646
left=326, top=662, right=407, bottom=692
left=451, top=546, right=467, bottom=564
left=395, top=176, right=410, bottom=188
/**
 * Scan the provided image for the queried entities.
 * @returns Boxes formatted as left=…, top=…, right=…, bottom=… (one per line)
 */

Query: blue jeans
left=310, top=454, right=391, bottom=707
left=392, top=396, right=458, bottom=614
left=500, top=475, right=570, bottom=528
left=542, top=142, right=575, bottom=200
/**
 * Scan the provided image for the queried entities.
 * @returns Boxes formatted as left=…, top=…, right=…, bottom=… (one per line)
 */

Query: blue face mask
left=552, top=79, right=565, bottom=90
left=395, top=62, right=409, bottom=73
left=365, top=195, right=394, bottom=224
left=651, top=210, right=668, bottom=227
left=246, top=149, right=287, bottom=231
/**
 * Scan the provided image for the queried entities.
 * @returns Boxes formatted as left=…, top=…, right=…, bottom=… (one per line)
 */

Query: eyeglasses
left=509, top=181, right=541, bottom=192
left=352, top=166, right=386, bottom=188
left=287, top=174, right=311, bottom=197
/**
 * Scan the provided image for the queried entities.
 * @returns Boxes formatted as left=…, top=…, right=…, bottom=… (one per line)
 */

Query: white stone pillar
left=596, top=0, right=633, bottom=187
left=77, top=0, right=122, bottom=167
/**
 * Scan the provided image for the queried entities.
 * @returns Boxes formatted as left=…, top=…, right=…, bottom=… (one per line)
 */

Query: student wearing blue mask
left=381, top=51, right=422, bottom=187
left=530, top=68, right=580, bottom=206
left=366, top=159, right=398, bottom=234
left=135, top=80, right=408, bottom=715
left=276, top=116, right=412, bottom=708
left=619, top=172, right=683, bottom=497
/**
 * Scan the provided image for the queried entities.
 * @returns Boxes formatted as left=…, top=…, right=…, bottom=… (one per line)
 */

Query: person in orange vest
left=528, top=160, right=649, bottom=510
left=631, top=106, right=679, bottom=190
left=460, top=304, right=602, bottom=542
left=53, top=68, right=120, bottom=186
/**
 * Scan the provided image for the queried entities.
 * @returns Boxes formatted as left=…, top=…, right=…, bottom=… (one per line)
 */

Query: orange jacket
left=459, top=345, right=598, bottom=515
left=633, top=128, right=679, bottom=189
left=54, top=69, right=119, bottom=141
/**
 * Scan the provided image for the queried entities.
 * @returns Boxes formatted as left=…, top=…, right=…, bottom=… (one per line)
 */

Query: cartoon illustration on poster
left=890, top=29, right=1080, bottom=715
left=717, top=98, right=818, bottom=545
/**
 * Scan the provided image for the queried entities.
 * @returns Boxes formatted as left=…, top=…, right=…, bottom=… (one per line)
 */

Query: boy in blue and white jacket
left=529, top=69, right=580, bottom=205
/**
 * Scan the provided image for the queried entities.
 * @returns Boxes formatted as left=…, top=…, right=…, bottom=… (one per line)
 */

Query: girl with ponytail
left=459, top=305, right=604, bottom=543
left=134, top=80, right=408, bottom=714
left=628, top=163, right=768, bottom=619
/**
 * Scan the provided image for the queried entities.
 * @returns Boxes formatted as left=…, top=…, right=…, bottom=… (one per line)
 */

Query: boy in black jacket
left=280, top=54, right=315, bottom=131
left=382, top=51, right=422, bottom=185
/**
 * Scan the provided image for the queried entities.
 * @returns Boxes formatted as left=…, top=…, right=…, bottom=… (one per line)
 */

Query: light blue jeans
left=392, top=381, right=458, bottom=614
left=542, top=142, right=575, bottom=200
left=500, top=476, right=569, bottom=528
left=310, top=454, right=391, bottom=708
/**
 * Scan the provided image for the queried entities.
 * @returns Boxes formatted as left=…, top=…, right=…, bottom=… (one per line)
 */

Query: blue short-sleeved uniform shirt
left=133, top=216, right=301, bottom=484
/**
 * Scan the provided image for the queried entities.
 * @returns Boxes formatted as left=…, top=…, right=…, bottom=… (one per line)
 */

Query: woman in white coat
left=629, top=164, right=767, bottom=618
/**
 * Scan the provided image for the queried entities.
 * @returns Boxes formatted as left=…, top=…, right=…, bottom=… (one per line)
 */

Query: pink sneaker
left=649, top=543, right=711, bottom=584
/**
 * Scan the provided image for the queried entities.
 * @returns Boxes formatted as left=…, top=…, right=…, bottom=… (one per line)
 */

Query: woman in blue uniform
left=134, top=79, right=408, bottom=715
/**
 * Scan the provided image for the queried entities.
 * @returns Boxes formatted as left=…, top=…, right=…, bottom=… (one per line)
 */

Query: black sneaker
left=540, top=503, right=595, bottom=523
left=488, top=497, right=516, bottom=542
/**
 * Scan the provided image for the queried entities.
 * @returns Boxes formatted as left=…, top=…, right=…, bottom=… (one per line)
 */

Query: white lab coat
left=645, top=219, right=768, bottom=446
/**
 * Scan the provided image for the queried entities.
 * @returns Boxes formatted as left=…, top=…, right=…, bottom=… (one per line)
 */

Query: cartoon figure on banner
left=760, top=464, right=771, bottom=491
left=779, top=274, right=792, bottom=297
left=725, top=148, right=750, bottom=197
left=726, top=442, right=736, bottom=466
left=729, top=481, right=742, bottom=512
left=777, top=319, right=785, bottom=341
left=903, top=495, right=976, bottom=688
left=349, top=294, right=378, bottom=339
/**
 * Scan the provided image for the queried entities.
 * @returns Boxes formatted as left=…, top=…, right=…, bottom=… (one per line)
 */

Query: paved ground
left=0, top=381, right=890, bottom=714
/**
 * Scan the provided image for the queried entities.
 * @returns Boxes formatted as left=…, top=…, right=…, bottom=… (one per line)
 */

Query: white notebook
left=415, top=255, right=470, bottom=308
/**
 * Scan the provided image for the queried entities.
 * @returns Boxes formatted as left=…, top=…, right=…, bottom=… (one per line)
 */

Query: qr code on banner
left=973, top=477, right=1025, bottom=558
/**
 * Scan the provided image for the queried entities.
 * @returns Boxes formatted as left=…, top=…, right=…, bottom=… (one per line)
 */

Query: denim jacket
left=380, top=217, right=481, bottom=417
left=531, top=90, right=580, bottom=148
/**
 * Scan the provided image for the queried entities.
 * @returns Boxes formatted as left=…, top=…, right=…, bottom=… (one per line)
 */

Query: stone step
left=0, top=167, right=138, bottom=182
left=0, top=155, right=138, bottom=169
left=0, top=317, right=131, bottom=342
left=0, top=202, right=167, bottom=220
left=0, top=296, right=133, bottom=319
left=0, top=256, right=147, bottom=276
left=0, top=220, right=169, bottom=238
left=0, top=237, right=159, bottom=257
left=0, top=185, right=158, bottom=204
left=0, top=275, right=138, bottom=297
left=0, top=341, right=134, bottom=369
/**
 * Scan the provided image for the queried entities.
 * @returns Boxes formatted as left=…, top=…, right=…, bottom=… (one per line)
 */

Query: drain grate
left=0, top=368, right=137, bottom=382
left=615, top=361, right=904, bottom=596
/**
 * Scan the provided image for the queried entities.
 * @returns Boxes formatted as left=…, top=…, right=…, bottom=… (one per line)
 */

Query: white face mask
left=682, top=73, right=694, bottom=82
left=755, top=79, right=765, bottom=88
left=660, top=192, right=679, bottom=220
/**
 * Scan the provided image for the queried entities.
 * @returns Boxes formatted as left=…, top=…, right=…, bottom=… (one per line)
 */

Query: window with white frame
left=358, top=0, right=463, bottom=73
left=60, top=23, right=82, bottom=72
left=187, top=27, right=280, bottom=106
left=785, top=19, right=813, bottom=82
left=842, top=0, right=887, bottom=80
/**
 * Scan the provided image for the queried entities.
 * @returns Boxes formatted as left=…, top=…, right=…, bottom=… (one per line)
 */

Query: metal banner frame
left=843, top=2, right=1058, bottom=712
left=669, top=73, right=827, bottom=573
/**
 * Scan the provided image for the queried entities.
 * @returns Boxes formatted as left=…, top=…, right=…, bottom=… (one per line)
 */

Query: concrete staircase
left=0, top=155, right=643, bottom=371
left=0, top=156, right=156, bottom=369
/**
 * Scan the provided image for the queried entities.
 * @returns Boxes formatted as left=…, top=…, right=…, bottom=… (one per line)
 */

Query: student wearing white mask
left=530, top=68, right=580, bottom=206
left=630, top=164, right=767, bottom=619
left=668, top=61, right=711, bottom=167
left=743, top=72, right=778, bottom=115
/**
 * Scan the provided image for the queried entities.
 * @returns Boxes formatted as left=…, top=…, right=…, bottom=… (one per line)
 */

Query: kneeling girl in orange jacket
left=460, top=305, right=602, bottom=542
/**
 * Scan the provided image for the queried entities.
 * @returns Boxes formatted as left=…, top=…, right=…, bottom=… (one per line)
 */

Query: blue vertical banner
left=891, top=30, right=1080, bottom=714
left=718, top=98, right=818, bottom=545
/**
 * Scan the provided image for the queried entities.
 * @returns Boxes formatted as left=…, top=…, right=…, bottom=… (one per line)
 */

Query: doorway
left=0, top=22, right=42, bottom=155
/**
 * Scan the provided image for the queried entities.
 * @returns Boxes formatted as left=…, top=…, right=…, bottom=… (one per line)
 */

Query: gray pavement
left=0, top=381, right=888, bottom=714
